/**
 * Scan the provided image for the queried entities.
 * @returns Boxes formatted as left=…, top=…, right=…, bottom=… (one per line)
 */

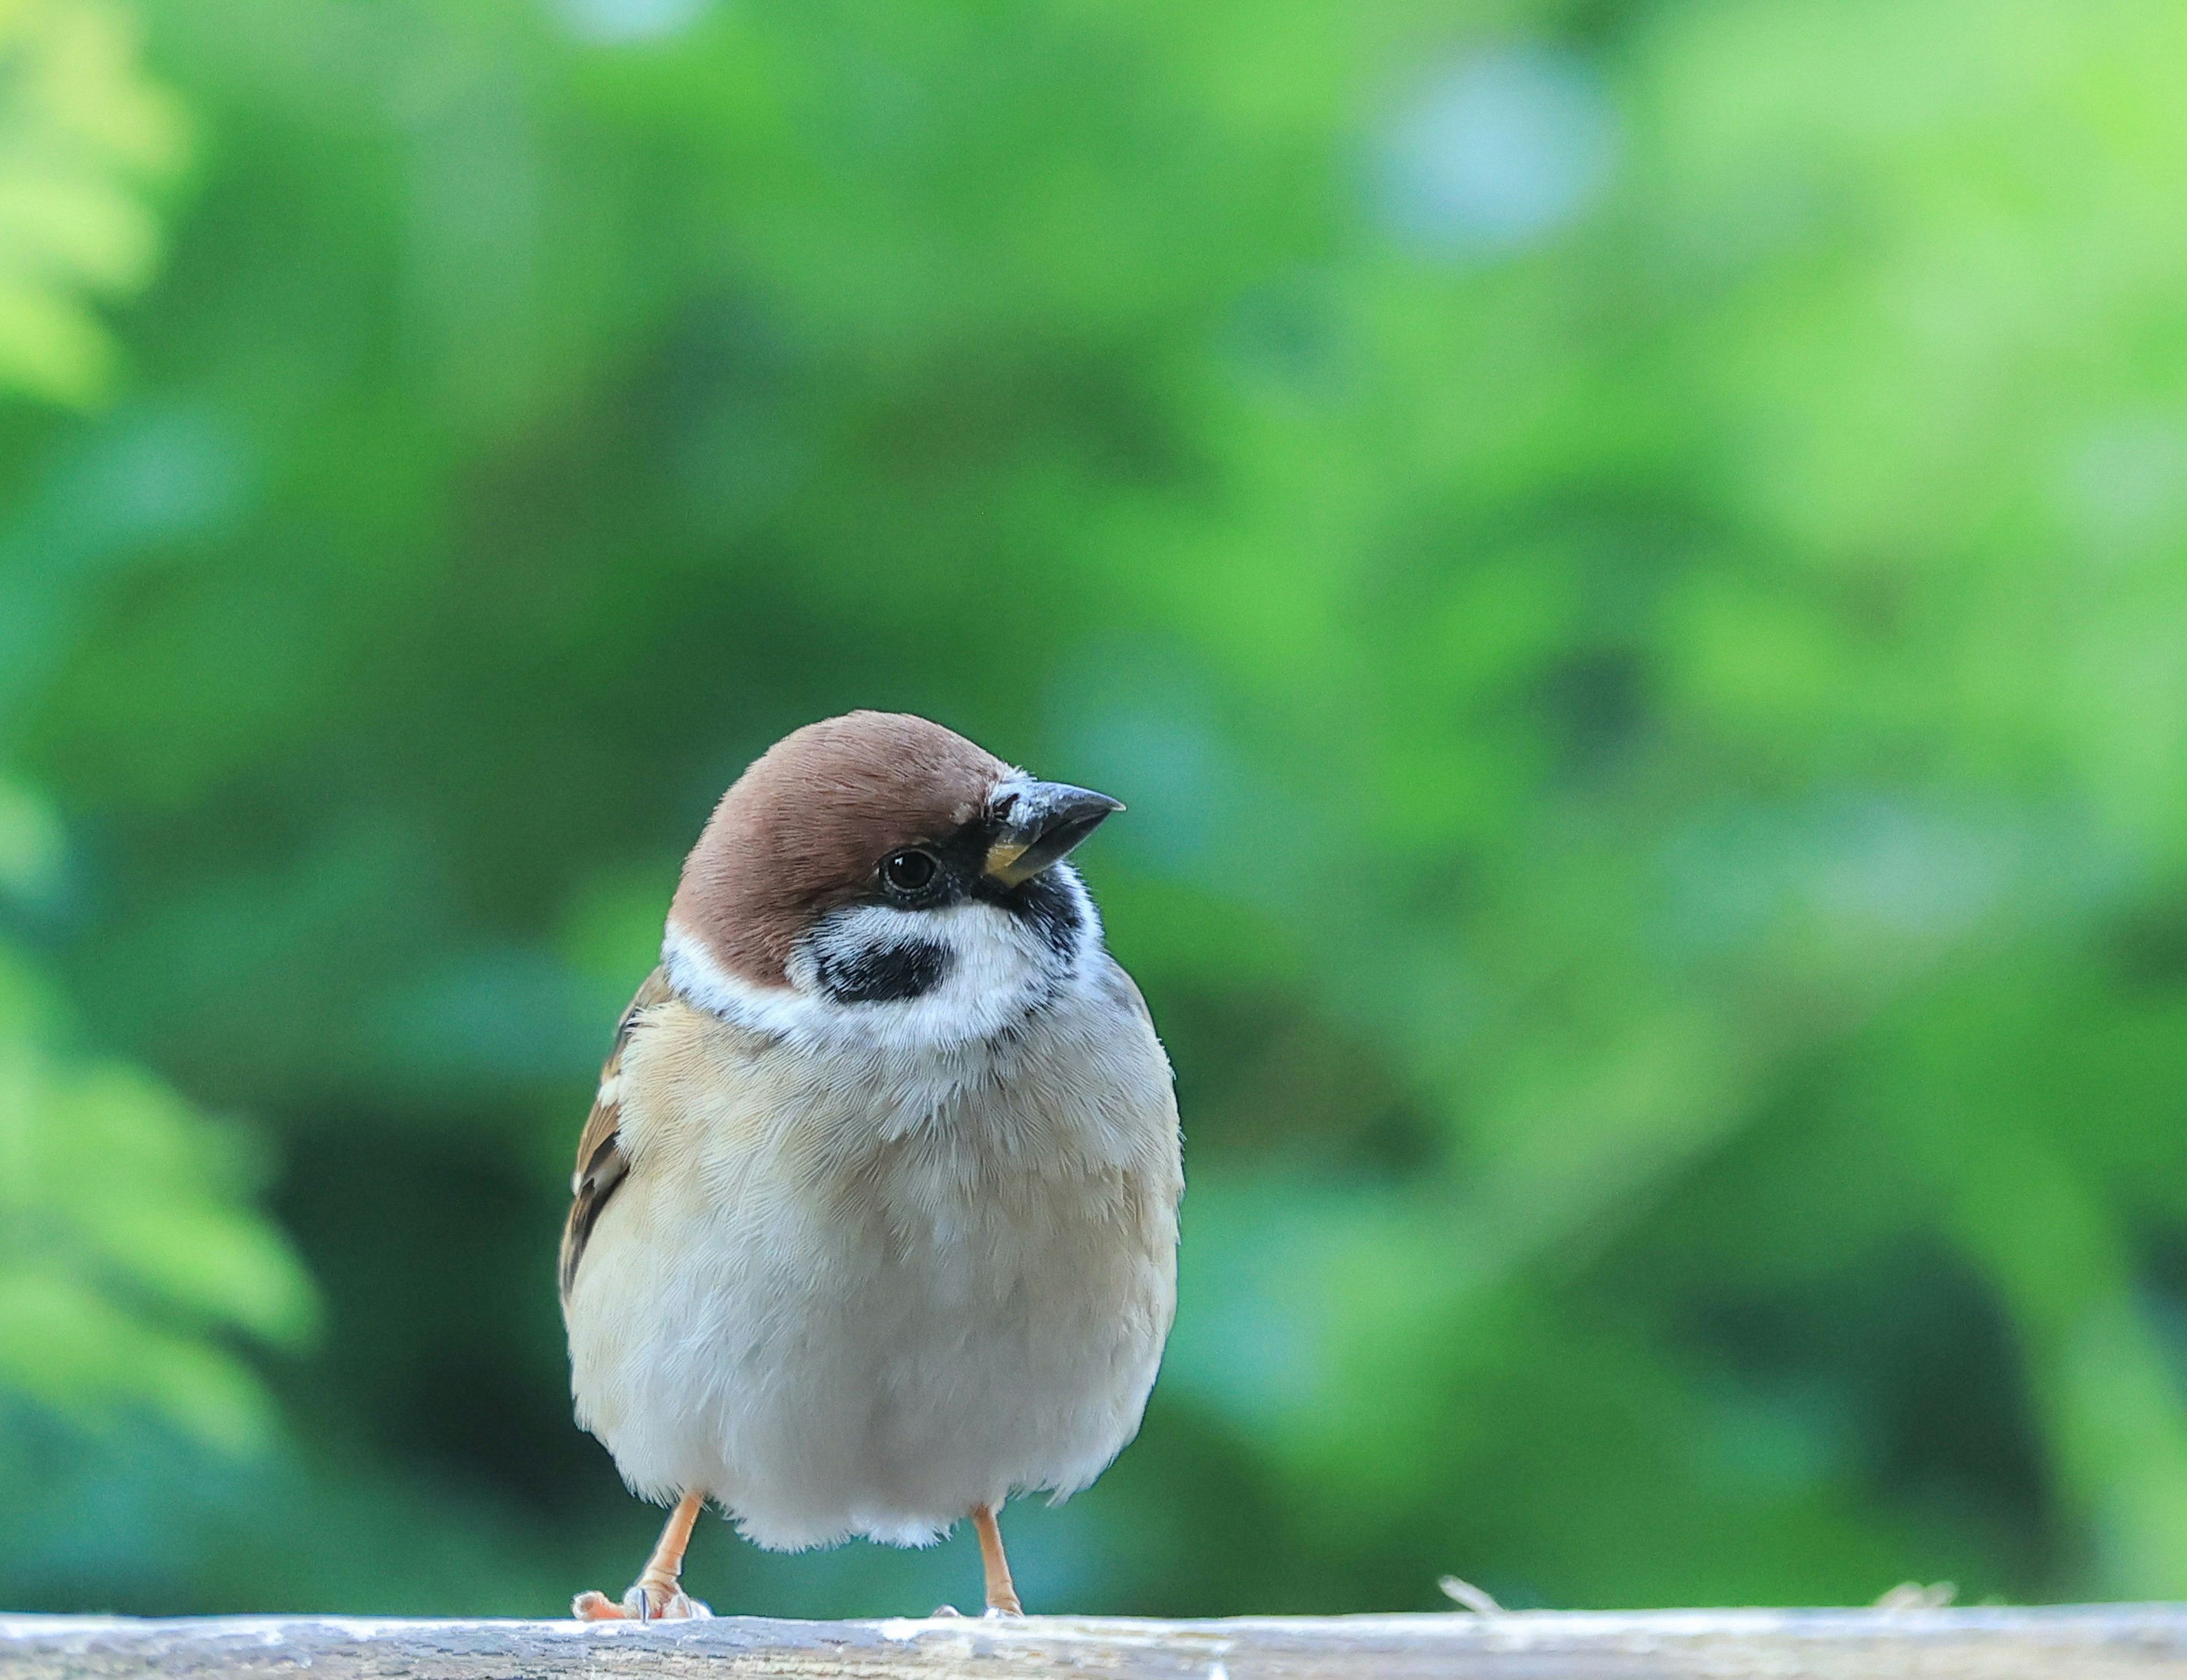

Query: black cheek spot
left=817, top=940, right=949, bottom=1005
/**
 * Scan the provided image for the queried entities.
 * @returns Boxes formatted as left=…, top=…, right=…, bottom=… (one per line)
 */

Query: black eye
left=880, top=849, right=939, bottom=894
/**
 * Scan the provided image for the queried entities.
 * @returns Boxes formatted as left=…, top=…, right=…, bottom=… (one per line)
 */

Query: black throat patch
left=996, top=866, right=1086, bottom=960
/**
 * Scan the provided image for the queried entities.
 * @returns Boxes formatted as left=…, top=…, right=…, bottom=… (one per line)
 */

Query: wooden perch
left=4, top=1607, right=2186, bottom=1679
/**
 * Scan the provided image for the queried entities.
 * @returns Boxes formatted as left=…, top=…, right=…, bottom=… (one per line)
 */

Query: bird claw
left=571, top=1585, right=711, bottom=1621
left=626, top=1583, right=711, bottom=1620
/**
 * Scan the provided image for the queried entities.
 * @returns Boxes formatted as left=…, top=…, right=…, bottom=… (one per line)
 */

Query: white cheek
left=663, top=875, right=1095, bottom=1054
left=791, top=902, right=1052, bottom=1042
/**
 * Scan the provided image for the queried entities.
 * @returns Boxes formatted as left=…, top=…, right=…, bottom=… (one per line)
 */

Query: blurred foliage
left=0, top=929, right=313, bottom=1450
left=0, top=0, right=183, bottom=402
left=0, top=0, right=310, bottom=1542
left=6, top=0, right=2187, bottom=1620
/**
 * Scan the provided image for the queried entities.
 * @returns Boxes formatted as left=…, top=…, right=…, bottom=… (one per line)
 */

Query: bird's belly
left=568, top=1141, right=1175, bottom=1550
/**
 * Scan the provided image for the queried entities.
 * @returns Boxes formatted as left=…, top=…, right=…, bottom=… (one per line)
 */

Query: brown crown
left=670, top=711, right=1010, bottom=986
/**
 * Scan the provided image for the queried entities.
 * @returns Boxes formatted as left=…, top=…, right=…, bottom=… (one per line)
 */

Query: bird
left=560, top=710, right=1183, bottom=1621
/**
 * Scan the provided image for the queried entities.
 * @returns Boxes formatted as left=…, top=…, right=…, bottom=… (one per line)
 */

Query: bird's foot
left=572, top=1580, right=712, bottom=1621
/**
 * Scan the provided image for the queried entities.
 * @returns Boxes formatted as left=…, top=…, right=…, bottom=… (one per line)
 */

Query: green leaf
left=0, top=0, right=186, bottom=404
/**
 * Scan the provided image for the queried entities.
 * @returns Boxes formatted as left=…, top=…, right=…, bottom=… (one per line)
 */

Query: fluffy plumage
left=560, top=712, right=1181, bottom=1608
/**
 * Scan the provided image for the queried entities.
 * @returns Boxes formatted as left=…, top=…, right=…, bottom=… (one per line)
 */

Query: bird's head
left=662, top=711, right=1121, bottom=1047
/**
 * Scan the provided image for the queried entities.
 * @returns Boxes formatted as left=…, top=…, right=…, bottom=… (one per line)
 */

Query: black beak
left=984, top=780, right=1124, bottom=886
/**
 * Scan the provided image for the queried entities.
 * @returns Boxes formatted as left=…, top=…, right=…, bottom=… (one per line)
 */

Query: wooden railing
left=5, top=1606, right=2187, bottom=1679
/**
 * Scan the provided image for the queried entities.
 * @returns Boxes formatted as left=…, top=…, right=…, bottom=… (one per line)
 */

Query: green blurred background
left=4, top=0, right=2187, bottom=1620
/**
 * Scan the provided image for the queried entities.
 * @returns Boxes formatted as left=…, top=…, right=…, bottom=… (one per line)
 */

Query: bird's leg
left=573, top=1491, right=712, bottom=1621
left=970, top=1503, right=1023, bottom=1617
left=625, top=1491, right=709, bottom=1619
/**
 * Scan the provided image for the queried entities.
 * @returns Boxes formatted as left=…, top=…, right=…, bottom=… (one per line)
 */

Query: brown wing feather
left=559, top=966, right=674, bottom=1306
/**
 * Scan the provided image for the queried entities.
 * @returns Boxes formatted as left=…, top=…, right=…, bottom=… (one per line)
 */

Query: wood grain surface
left=5, top=1608, right=2187, bottom=1680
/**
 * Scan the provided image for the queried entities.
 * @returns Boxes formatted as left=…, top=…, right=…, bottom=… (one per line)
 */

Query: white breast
left=564, top=956, right=1181, bottom=1551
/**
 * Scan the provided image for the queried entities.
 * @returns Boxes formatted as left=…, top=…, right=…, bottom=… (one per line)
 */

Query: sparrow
left=560, top=711, right=1183, bottom=1620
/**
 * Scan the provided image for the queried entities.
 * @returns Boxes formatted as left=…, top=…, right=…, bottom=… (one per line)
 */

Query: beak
left=984, top=780, right=1124, bottom=887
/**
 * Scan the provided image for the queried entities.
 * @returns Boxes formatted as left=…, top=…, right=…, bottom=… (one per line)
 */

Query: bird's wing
left=559, top=966, right=675, bottom=1306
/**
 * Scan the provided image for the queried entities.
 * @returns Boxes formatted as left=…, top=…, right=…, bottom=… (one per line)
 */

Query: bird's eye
left=880, top=849, right=939, bottom=894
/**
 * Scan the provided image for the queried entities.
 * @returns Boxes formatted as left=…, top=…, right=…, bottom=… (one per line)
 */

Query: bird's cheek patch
left=813, top=939, right=949, bottom=1006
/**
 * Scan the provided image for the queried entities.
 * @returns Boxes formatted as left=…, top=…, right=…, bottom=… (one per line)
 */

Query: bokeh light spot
left=1378, top=44, right=1617, bottom=256
left=551, top=0, right=708, bottom=46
